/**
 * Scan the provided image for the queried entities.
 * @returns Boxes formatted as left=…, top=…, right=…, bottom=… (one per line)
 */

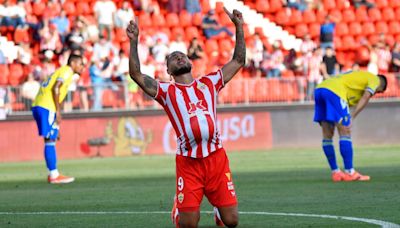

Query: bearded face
left=167, top=51, right=192, bottom=77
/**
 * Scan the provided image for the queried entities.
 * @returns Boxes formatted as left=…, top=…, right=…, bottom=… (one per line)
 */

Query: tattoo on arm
left=144, top=75, right=157, bottom=91
left=129, top=39, right=141, bottom=76
left=232, top=25, right=246, bottom=65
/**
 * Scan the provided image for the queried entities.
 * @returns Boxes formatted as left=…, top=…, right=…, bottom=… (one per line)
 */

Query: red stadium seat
left=334, top=36, right=343, bottom=51
left=389, top=21, right=400, bottom=35
left=316, top=10, right=327, bottom=24
left=341, top=35, right=356, bottom=50
left=368, top=8, right=382, bottom=22
left=152, top=14, right=166, bottom=27
left=179, top=11, right=192, bottom=28
left=166, top=13, right=179, bottom=27
left=14, top=28, right=30, bottom=44
left=63, top=1, right=76, bottom=16
left=255, top=0, right=269, bottom=13
left=138, top=13, right=152, bottom=28
left=335, top=0, right=349, bottom=10
left=303, top=10, right=316, bottom=24
left=355, top=7, right=368, bottom=22
left=323, top=0, right=336, bottom=10
left=288, top=10, right=303, bottom=26
left=76, top=2, right=90, bottom=15
left=205, top=40, right=218, bottom=54
left=192, top=13, right=203, bottom=26
left=308, top=23, right=320, bottom=38
left=185, top=26, right=200, bottom=41
left=215, top=1, right=225, bottom=14
left=269, top=0, right=283, bottom=13
left=382, top=7, right=395, bottom=21
left=295, top=24, right=308, bottom=37
left=8, top=63, right=24, bottom=86
left=102, top=90, right=118, bottom=109
left=389, top=0, right=400, bottom=8
left=395, top=8, right=400, bottom=20
left=275, top=9, right=289, bottom=25
left=342, top=9, right=355, bottom=23
left=218, top=39, right=233, bottom=53
left=201, top=0, right=211, bottom=13
left=218, top=12, right=231, bottom=26
left=33, top=1, right=46, bottom=17
left=0, top=65, right=9, bottom=85
left=349, top=22, right=362, bottom=36
left=376, top=21, right=389, bottom=34
left=336, top=23, right=349, bottom=36
left=329, top=9, right=342, bottom=22
left=362, top=22, right=376, bottom=35
left=376, top=0, right=388, bottom=8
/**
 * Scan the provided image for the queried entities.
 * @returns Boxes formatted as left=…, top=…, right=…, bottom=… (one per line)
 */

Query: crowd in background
left=0, top=0, right=400, bottom=116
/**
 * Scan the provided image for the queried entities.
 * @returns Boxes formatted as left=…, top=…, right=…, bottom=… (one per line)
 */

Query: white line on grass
left=0, top=211, right=399, bottom=228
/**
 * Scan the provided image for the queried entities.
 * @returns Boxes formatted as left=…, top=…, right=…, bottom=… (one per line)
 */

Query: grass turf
left=0, top=146, right=399, bottom=227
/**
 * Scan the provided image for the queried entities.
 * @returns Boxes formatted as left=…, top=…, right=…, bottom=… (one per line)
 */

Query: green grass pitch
left=1, top=146, right=399, bottom=227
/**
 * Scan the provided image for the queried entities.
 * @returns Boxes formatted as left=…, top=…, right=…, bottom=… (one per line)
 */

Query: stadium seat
left=33, top=1, right=46, bottom=17
left=76, top=2, right=90, bottom=15
left=335, top=0, right=349, bottom=10
left=376, top=21, right=389, bottom=34
left=308, top=23, right=320, bottom=38
left=152, top=14, right=166, bottom=27
left=218, top=39, right=233, bottom=53
left=205, top=40, right=218, bottom=54
left=334, top=36, right=343, bottom=50
left=218, top=12, right=232, bottom=26
left=138, top=13, right=152, bottom=28
left=215, top=1, right=225, bottom=14
left=0, top=65, right=9, bottom=85
left=336, top=23, right=349, bottom=36
left=355, top=7, right=368, bottom=22
left=382, top=7, right=395, bottom=21
left=316, top=10, right=327, bottom=24
left=275, top=9, right=289, bottom=25
left=342, top=35, right=357, bottom=50
left=269, top=0, right=283, bottom=13
left=255, top=0, right=269, bottom=13
left=102, top=89, right=118, bottom=109
left=342, top=9, right=356, bottom=23
left=185, top=26, right=200, bottom=41
left=166, top=13, right=179, bottom=27
left=192, top=13, right=203, bottom=26
left=349, top=22, right=362, bottom=35
left=295, top=24, right=308, bottom=37
left=323, top=0, right=336, bottom=10
left=376, top=0, right=388, bottom=8
left=288, top=10, right=303, bottom=26
left=302, top=10, right=316, bottom=24
left=8, top=63, right=24, bottom=86
left=395, top=8, right=400, bottom=20
left=14, top=28, right=30, bottom=44
left=389, top=21, right=400, bottom=35
left=368, top=8, right=382, bottom=22
left=389, top=0, right=400, bottom=8
left=362, top=22, right=376, bottom=35
left=329, top=9, right=342, bottom=22
left=179, top=11, right=192, bottom=28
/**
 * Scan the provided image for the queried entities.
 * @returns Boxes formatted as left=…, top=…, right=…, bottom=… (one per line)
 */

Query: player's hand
left=56, top=111, right=62, bottom=124
left=126, top=19, right=139, bottom=40
left=223, top=7, right=244, bottom=26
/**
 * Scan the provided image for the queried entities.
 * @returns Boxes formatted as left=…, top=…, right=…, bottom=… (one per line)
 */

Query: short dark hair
left=378, top=74, right=387, bottom=92
left=67, top=54, right=82, bottom=65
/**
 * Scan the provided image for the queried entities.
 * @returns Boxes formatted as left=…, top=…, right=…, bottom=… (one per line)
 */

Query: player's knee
left=178, top=219, right=198, bottom=228
left=222, top=213, right=239, bottom=228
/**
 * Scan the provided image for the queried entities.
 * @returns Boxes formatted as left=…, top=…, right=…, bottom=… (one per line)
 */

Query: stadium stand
left=0, top=0, right=399, bottom=113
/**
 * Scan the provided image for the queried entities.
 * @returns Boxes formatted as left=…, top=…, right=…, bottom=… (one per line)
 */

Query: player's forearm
left=52, top=88, right=61, bottom=112
left=232, top=24, right=246, bottom=66
left=352, top=93, right=371, bottom=119
left=128, top=39, right=142, bottom=80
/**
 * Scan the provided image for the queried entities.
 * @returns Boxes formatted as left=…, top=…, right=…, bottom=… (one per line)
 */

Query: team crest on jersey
left=178, top=192, right=184, bottom=203
left=197, top=82, right=206, bottom=90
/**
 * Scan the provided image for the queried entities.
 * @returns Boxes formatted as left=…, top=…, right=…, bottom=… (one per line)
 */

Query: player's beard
left=171, top=64, right=192, bottom=76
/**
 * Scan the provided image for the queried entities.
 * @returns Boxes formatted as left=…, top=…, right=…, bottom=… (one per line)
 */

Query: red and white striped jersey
left=155, top=70, right=224, bottom=158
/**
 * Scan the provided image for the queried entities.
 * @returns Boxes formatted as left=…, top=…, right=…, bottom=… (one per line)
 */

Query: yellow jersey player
left=32, top=54, right=84, bottom=184
left=313, top=71, right=387, bottom=182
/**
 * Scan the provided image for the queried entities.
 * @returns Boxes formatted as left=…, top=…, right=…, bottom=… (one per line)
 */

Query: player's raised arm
left=221, top=7, right=246, bottom=84
left=126, top=20, right=157, bottom=97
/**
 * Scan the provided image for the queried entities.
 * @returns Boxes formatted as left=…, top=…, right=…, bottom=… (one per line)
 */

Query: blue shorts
left=32, top=106, right=59, bottom=140
left=313, top=88, right=351, bottom=126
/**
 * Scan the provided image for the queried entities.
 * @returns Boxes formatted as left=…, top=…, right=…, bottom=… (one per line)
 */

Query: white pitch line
left=0, top=211, right=399, bottom=228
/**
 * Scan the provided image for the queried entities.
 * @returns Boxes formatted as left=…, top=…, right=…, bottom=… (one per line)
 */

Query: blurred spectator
left=168, top=0, right=184, bottom=13
left=376, top=41, right=391, bottom=74
left=249, top=33, right=264, bottom=69
left=284, top=0, right=308, bottom=12
left=65, top=26, right=85, bottom=53
left=17, top=42, right=32, bottom=65
left=92, top=35, right=118, bottom=62
left=300, top=34, right=316, bottom=76
left=391, top=43, right=400, bottom=72
left=185, top=0, right=201, bottom=14
left=39, top=22, right=62, bottom=54
left=0, top=87, right=11, bottom=120
left=41, top=50, right=56, bottom=79
left=0, top=0, right=26, bottom=28
left=94, top=0, right=116, bottom=41
left=115, top=1, right=134, bottom=29
left=202, top=10, right=233, bottom=39
left=169, top=33, right=187, bottom=54
left=133, top=0, right=159, bottom=13
left=351, top=0, right=374, bottom=9
left=21, top=73, right=40, bottom=110
left=90, top=59, right=113, bottom=111
left=307, top=47, right=323, bottom=100
left=320, top=15, right=336, bottom=50
left=152, top=38, right=169, bottom=64
left=45, top=0, right=61, bottom=19
left=51, top=10, right=70, bottom=44
left=284, top=49, right=299, bottom=72
left=321, top=47, right=339, bottom=78
left=63, top=73, right=80, bottom=112
left=0, top=48, right=7, bottom=64
left=114, top=50, right=129, bottom=81
left=138, top=35, right=151, bottom=65
left=187, top=37, right=204, bottom=61
left=152, top=31, right=169, bottom=45
left=267, top=42, right=284, bottom=78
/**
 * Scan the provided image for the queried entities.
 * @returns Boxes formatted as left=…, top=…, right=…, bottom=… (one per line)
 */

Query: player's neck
left=173, top=73, right=194, bottom=85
